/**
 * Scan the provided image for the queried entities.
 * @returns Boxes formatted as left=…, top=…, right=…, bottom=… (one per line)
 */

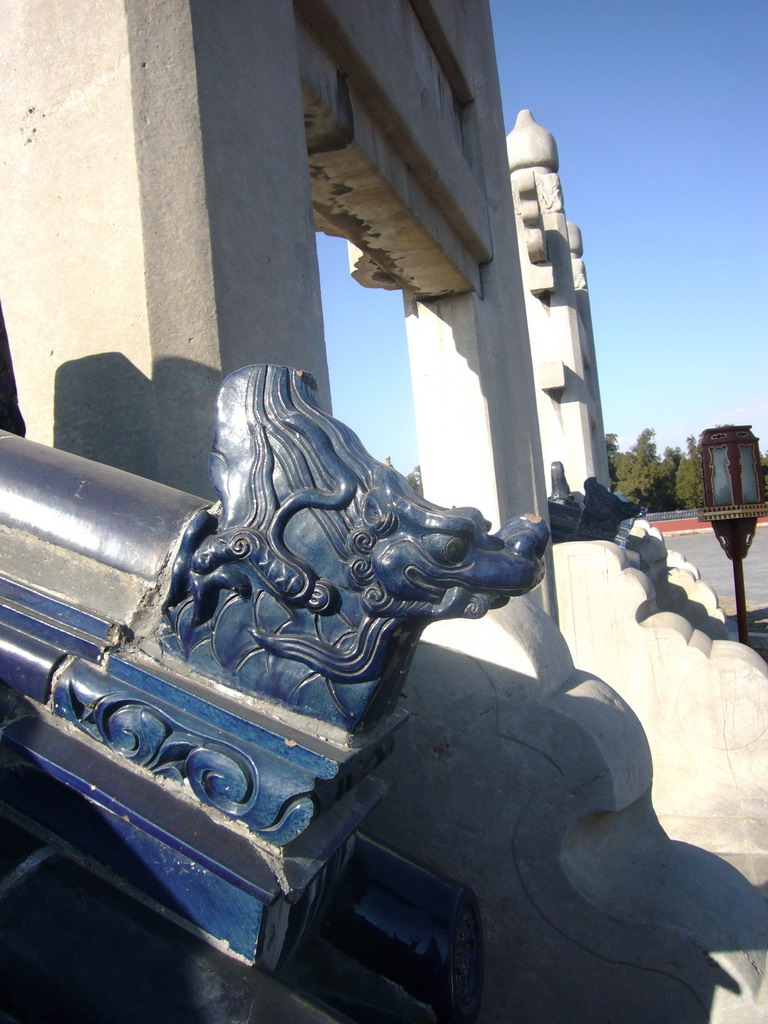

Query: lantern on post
left=699, top=425, right=768, bottom=645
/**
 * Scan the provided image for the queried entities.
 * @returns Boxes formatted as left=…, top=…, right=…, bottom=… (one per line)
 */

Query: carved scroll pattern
left=65, top=674, right=316, bottom=844
left=70, top=681, right=257, bottom=814
left=512, top=168, right=547, bottom=264
left=536, top=172, right=564, bottom=214
left=571, top=257, right=587, bottom=291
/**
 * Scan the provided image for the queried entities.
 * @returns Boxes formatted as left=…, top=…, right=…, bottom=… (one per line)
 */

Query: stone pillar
left=508, top=110, right=609, bottom=498
left=567, top=219, right=610, bottom=484
left=401, top=55, right=547, bottom=518
left=405, top=293, right=528, bottom=529
left=403, top=43, right=553, bottom=616
left=0, top=0, right=329, bottom=496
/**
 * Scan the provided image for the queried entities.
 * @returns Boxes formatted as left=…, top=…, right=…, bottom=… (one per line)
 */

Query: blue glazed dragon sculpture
left=164, top=365, right=549, bottom=731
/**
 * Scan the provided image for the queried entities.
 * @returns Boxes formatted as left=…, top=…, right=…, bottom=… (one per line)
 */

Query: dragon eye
left=443, top=537, right=469, bottom=564
left=423, top=532, right=470, bottom=565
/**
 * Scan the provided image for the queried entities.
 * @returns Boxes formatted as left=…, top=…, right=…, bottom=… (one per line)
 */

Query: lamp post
left=699, top=426, right=768, bottom=645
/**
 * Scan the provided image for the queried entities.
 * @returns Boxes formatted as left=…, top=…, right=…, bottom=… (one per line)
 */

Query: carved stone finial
left=506, top=109, right=559, bottom=174
left=566, top=221, right=583, bottom=258
left=163, top=365, right=549, bottom=732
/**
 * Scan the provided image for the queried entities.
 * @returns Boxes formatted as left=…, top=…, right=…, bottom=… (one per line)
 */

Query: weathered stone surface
left=554, top=527, right=768, bottom=896
left=297, top=8, right=484, bottom=298
left=371, top=598, right=768, bottom=1023
left=0, top=0, right=331, bottom=496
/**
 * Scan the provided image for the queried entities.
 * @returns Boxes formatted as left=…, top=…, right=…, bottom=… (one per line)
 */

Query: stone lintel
left=347, top=244, right=401, bottom=291
left=295, top=0, right=491, bottom=265
left=408, top=0, right=474, bottom=102
left=299, top=25, right=477, bottom=296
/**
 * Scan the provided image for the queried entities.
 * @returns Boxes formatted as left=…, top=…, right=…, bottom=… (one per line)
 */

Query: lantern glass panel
left=739, top=445, right=759, bottom=503
left=711, top=446, right=732, bottom=505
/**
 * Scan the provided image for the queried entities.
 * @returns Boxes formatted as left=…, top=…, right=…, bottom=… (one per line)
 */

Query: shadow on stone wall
left=54, top=353, right=158, bottom=479
left=54, top=353, right=219, bottom=498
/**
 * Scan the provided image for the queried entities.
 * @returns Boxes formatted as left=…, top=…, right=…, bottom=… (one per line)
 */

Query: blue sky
left=318, top=0, right=768, bottom=473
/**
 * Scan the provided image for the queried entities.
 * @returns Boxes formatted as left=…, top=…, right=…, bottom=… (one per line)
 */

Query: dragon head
left=164, top=366, right=548, bottom=731
left=347, top=464, right=547, bottom=620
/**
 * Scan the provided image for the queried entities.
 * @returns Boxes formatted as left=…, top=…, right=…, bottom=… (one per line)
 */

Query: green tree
left=662, top=445, right=682, bottom=476
left=612, top=427, right=654, bottom=504
left=674, top=435, right=704, bottom=509
left=659, top=446, right=682, bottom=509
left=605, top=433, right=619, bottom=487
left=613, top=428, right=676, bottom=511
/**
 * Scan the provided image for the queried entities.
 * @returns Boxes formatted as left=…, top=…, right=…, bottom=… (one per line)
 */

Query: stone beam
left=298, top=22, right=477, bottom=296
left=302, top=74, right=472, bottom=295
left=408, top=0, right=474, bottom=103
left=295, top=0, right=491, bottom=271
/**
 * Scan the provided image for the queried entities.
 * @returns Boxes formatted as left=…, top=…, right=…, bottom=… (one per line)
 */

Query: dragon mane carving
left=163, top=365, right=549, bottom=731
